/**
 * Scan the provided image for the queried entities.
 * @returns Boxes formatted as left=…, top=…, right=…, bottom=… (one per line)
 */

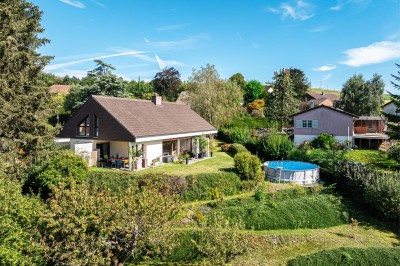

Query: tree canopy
left=186, top=64, right=243, bottom=128
left=229, top=73, right=246, bottom=90
left=152, top=67, right=182, bottom=101
left=64, top=61, right=128, bottom=114
left=244, top=80, right=265, bottom=104
left=0, top=0, right=57, bottom=176
left=288, top=68, right=310, bottom=98
left=337, top=74, right=385, bottom=116
left=265, top=69, right=299, bottom=131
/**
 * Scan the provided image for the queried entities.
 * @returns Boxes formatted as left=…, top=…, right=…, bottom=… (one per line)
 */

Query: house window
left=302, top=120, right=312, bottom=128
left=94, top=114, right=99, bottom=137
left=296, top=119, right=318, bottom=129
left=77, top=116, right=90, bottom=137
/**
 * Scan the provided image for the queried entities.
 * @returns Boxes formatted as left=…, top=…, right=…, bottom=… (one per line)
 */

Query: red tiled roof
left=92, top=95, right=216, bottom=138
left=50, top=85, right=72, bottom=94
left=306, top=92, right=339, bottom=102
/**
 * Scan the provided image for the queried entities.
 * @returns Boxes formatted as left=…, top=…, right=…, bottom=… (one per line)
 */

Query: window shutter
left=295, top=120, right=302, bottom=128
left=312, top=120, right=318, bottom=128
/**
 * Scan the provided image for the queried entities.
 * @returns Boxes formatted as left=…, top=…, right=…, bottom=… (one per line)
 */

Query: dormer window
left=77, top=116, right=90, bottom=137
left=94, top=114, right=99, bottom=137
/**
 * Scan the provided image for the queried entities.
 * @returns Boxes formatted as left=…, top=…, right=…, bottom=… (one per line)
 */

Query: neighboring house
left=303, top=92, right=339, bottom=108
left=50, top=85, right=72, bottom=94
left=353, top=116, right=388, bottom=149
left=58, top=95, right=217, bottom=168
left=383, top=101, right=400, bottom=116
left=292, top=105, right=389, bottom=149
left=175, top=91, right=189, bottom=105
left=292, top=105, right=356, bottom=146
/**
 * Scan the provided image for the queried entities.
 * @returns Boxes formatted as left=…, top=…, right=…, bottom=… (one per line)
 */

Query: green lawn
left=345, top=149, right=400, bottom=170
left=137, top=149, right=235, bottom=176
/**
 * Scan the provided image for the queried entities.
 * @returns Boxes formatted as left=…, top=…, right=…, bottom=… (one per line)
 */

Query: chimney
left=310, top=100, right=315, bottom=109
left=152, top=95, right=162, bottom=105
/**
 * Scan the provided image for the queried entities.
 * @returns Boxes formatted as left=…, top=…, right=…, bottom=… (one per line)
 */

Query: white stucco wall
left=294, top=135, right=353, bottom=146
left=70, top=138, right=95, bottom=150
left=145, top=141, right=162, bottom=166
left=384, top=102, right=399, bottom=116
left=110, top=141, right=129, bottom=158
left=74, top=143, right=94, bottom=166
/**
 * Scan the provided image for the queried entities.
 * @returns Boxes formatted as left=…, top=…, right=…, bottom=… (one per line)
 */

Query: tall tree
left=127, top=78, right=154, bottom=100
left=244, top=80, right=265, bottom=104
left=266, top=69, right=299, bottom=131
left=87, top=59, right=116, bottom=77
left=0, top=0, right=57, bottom=177
left=187, top=64, right=243, bottom=128
left=385, top=63, right=400, bottom=139
left=152, top=67, right=182, bottom=101
left=288, top=68, right=310, bottom=98
left=229, top=73, right=246, bottom=90
left=337, top=74, right=384, bottom=116
left=64, top=61, right=128, bottom=114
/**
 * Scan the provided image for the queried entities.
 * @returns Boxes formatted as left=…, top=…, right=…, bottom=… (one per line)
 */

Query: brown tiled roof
left=93, top=95, right=216, bottom=138
left=306, top=92, right=339, bottom=102
left=50, top=85, right=72, bottom=94
left=291, top=104, right=358, bottom=118
left=312, top=98, right=333, bottom=106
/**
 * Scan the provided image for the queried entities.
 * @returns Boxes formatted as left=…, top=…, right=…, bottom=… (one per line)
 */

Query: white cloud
left=330, top=0, right=372, bottom=11
left=45, top=50, right=146, bottom=71
left=341, top=41, right=400, bottom=67
left=155, top=55, right=185, bottom=70
left=89, top=0, right=106, bottom=8
left=266, top=1, right=314, bottom=21
left=313, top=64, right=337, bottom=71
left=157, top=23, right=190, bottom=31
left=330, top=5, right=342, bottom=11
left=322, top=74, right=332, bottom=81
left=59, top=0, right=85, bottom=9
left=144, top=37, right=151, bottom=43
left=146, top=34, right=206, bottom=48
left=309, top=26, right=329, bottom=33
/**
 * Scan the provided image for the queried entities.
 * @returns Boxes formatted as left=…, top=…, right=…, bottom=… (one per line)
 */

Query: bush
left=184, top=173, right=242, bottom=201
left=234, top=152, right=263, bottom=182
left=311, top=133, right=336, bottom=149
left=288, top=149, right=309, bottom=162
left=23, top=150, right=88, bottom=199
left=226, top=127, right=252, bottom=144
left=231, top=143, right=248, bottom=155
left=254, top=187, right=267, bottom=202
left=287, top=247, right=400, bottom=266
left=387, top=144, right=400, bottom=162
left=221, top=143, right=232, bottom=152
left=259, top=132, right=295, bottom=160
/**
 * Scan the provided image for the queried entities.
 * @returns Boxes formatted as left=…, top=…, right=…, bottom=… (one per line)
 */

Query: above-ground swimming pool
left=264, top=160, right=320, bottom=185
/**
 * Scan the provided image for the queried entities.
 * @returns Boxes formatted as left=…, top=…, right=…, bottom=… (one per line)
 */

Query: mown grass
left=287, top=246, right=400, bottom=266
left=345, top=149, right=400, bottom=171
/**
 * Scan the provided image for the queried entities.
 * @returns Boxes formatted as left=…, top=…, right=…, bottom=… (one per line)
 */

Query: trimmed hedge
left=87, top=169, right=138, bottom=193
left=184, top=173, right=242, bottom=202
left=287, top=247, right=400, bottom=266
left=231, top=143, right=249, bottom=155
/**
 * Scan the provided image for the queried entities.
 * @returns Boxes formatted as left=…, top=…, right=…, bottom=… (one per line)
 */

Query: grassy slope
left=308, top=88, right=391, bottom=101
left=345, top=149, right=399, bottom=170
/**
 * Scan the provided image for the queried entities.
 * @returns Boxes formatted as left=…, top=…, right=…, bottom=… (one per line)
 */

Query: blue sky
left=33, top=0, right=400, bottom=92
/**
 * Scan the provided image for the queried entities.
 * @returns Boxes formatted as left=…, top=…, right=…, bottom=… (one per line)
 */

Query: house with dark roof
left=383, top=101, right=400, bottom=116
left=58, top=95, right=217, bottom=168
left=292, top=105, right=389, bottom=149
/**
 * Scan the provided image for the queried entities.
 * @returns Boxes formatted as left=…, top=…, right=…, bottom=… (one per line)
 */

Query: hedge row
left=287, top=247, right=400, bottom=266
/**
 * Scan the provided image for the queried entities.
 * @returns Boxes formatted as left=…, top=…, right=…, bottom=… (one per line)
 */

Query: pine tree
left=266, top=69, right=299, bottom=131
left=0, top=0, right=56, bottom=177
left=385, top=63, right=400, bottom=139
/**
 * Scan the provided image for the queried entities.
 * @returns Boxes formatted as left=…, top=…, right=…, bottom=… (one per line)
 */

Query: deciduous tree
left=229, top=73, right=246, bottom=90
left=186, top=64, right=243, bottom=128
left=337, top=74, right=384, bottom=116
left=152, top=67, right=182, bottom=101
left=244, top=80, right=265, bottom=103
left=385, top=63, right=400, bottom=139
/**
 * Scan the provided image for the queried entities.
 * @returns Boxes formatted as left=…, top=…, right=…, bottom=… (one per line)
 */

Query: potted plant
left=198, top=135, right=208, bottom=158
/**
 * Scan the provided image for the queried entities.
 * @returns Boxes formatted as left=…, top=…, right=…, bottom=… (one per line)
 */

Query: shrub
left=311, top=133, right=336, bottom=149
left=259, top=132, right=295, bottom=160
left=387, top=144, right=400, bottom=162
left=287, top=149, right=309, bottom=162
left=221, top=143, right=232, bottom=152
left=184, top=173, right=242, bottom=201
left=231, top=143, right=249, bottom=155
left=287, top=247, right=400, bottom=266
left=254, top=187, right=267, bottom=202
left=234, top=152, right=263, bottom=181
left=23, top=150, right=88, bottom=199
left=227, top=127, right=252, bottom=144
